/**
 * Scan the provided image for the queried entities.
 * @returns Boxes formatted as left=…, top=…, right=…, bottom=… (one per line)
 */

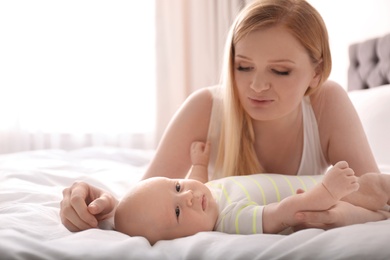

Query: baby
left=115, top=142, right=390, bottom=245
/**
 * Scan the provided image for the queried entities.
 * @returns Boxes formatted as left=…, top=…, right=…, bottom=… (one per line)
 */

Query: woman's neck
left=252, top=105, right=304, bottom=175
left=251, top=105, right=303, bottom=136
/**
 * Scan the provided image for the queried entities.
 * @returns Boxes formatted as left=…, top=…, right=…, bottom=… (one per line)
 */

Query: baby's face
left=115, top=177, right=218, bottom=244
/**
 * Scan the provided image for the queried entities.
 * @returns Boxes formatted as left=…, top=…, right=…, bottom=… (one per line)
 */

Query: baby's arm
left=262, top=161, right=359, bottom=234
left=321, top=161, right=360, bottom=202
left=187, top=141, right=210, bottom=183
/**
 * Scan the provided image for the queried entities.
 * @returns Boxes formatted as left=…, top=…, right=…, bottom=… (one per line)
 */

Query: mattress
left=1, top=143, right=390, bottom=259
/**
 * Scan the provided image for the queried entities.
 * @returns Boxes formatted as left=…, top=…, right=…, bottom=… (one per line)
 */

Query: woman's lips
left=248, top=97, right=274, bottom=106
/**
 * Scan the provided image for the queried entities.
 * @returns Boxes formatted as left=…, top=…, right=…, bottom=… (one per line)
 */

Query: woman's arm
left=143, top=88, right=213, bottom=180
left=293, top=201, right=390, bottom=232
left=312, top=80, right=379, bottom=176
left=297, top=81, right=384, bottom=229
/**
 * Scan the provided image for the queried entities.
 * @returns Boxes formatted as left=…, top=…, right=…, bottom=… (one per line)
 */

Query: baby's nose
left=183, top=190, right=193, bottom=206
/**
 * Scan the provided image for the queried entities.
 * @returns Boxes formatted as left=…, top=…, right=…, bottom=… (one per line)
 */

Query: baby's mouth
left=202, top=195, right=206, bottom=211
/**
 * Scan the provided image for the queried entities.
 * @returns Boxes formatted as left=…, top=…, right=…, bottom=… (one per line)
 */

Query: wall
left=308, top=0, right=390, bottom=89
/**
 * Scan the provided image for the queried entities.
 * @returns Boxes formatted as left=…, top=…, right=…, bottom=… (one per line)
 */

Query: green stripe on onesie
left=207, top=174, right=322, bottom=235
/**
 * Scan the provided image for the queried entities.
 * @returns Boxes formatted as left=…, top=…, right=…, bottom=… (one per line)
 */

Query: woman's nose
left=251, top=73, right=271, bottom=92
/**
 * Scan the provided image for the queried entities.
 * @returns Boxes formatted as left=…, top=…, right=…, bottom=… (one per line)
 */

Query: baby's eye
left=272, top=69, right=290, bottom=76
left=237, top=66, right=253, bottom=72
left=175, top=206, right=180, bottom=218
left=175, top=182, right=181, bottom=192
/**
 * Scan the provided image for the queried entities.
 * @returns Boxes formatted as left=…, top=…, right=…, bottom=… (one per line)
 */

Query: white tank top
left=206, top=86, right=329, bottom=180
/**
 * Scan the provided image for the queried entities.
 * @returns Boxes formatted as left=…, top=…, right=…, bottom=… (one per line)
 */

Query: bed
left=1, top=34, right=390, bottom=259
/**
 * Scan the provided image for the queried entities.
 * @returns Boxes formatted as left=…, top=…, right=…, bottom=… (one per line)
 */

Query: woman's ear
left=308, top=59, right=323, bottom=89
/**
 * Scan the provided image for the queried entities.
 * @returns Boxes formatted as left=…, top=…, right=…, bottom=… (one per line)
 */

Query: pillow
left=348, top=85, right=390, bottom=168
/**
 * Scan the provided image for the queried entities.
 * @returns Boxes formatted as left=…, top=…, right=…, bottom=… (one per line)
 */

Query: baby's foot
left=322, top=161, right=359, bottom=201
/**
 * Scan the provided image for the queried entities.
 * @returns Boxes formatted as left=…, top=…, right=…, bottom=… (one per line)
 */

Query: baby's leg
left=342, top=172, right=390, bottom=211
left=321, top=161, right=359, bottom=201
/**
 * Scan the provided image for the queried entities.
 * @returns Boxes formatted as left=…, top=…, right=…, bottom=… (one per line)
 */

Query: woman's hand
left=293, top=201, right=390, bottom=231
left=60, top=182, right=118, bottom=232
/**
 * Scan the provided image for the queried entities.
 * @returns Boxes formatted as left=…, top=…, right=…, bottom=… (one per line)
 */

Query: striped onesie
left=206, top=173, right=323, bottom=234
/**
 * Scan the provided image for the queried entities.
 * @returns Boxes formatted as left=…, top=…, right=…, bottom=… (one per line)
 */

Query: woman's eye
left=175, top=182, right=181, bottom=192
left=272, top=69, right=290, bottom=76
left=175, top=206, right=180, bottom=218
left=237, top=66, right=253, bottom=72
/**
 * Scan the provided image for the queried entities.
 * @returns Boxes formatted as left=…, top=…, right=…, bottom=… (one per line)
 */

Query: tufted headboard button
left=348, top=33, right=390, bottom=91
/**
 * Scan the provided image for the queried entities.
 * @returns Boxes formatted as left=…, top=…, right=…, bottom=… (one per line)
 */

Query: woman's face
left=234, top=25, right=320, bottom=122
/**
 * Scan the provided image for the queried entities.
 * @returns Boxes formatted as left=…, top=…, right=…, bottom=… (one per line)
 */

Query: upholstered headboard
left=348, top=33, right=390, bottom=91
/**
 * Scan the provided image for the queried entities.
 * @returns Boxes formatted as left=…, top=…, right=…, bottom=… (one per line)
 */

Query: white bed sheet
left=1, top=146, right=390, bottom=260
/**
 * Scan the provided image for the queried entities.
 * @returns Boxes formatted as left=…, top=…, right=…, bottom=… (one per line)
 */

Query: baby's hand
left=322, top=161, right=359, bottom=200
left=190, top=141, right=210, bottom=167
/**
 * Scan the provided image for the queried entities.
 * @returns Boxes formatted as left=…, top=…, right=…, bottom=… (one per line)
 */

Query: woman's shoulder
left=184, top=85, right=221, bottom=109
left=310, top=80, right=350, bottom=115
left=310, top=80, right=360, bottom=150
left=309, top=83, right=379, bottom=175
left=311, top=80, right=348, bottom=101
left=175, top=86, right=221, bottom=128
left=194, top=85, right=222, bottom=98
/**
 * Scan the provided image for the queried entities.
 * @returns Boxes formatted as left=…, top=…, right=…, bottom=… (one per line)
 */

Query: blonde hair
left=215, top=0, right=332, bottom=178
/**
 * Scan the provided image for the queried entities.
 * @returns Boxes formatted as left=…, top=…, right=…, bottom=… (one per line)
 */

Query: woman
left=60, top=0, right=390, bottom=232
